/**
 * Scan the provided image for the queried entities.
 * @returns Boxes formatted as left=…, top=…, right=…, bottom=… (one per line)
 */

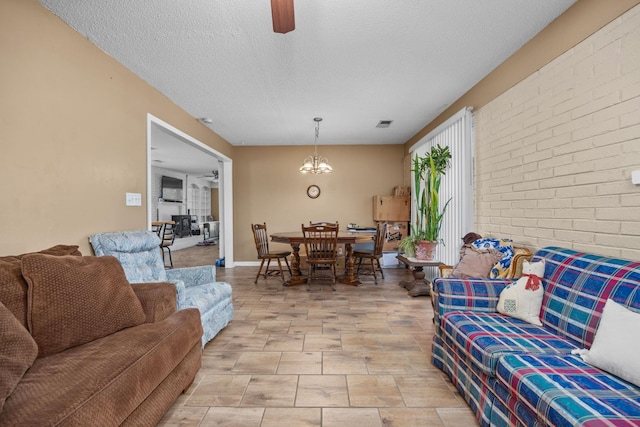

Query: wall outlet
left=126, top=192, right=142, bottom=206
left=632, top=170, right=640, bottom=185
left=337, top=247, right=343, bottom=255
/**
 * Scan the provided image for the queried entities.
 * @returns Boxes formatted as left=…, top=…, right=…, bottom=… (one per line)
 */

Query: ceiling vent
left=376, top=120, right=393, bottom=128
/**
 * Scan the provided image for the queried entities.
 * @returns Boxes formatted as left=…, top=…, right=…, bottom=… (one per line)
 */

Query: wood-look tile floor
left=158, top=245, right=478, bottom=427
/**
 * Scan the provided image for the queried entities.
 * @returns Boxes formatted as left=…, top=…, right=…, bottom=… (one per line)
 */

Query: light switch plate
left=632, top=170, right=640, bottom=185
left=126, top=192, right=142, bottom=206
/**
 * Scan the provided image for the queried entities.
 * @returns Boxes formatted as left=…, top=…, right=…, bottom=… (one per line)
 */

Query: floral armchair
left=89, top=230, right=233, bottom=346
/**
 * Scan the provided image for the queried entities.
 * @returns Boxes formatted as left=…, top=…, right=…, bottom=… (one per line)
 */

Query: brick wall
left=475, top=5, right=640, bottom=260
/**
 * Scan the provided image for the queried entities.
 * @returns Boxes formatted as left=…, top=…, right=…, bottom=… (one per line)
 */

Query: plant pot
left=415, top=240, right=438, bottom=260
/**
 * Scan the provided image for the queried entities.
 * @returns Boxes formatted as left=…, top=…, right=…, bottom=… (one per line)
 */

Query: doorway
left=146, top=114, right=234, bottom=266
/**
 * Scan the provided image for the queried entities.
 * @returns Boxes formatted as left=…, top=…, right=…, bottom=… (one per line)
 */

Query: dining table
left=270, top=230, right=375, bottom=286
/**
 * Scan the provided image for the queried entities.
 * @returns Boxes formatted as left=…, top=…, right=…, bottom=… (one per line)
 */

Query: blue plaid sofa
left=432, top=246, right=640, bottom=426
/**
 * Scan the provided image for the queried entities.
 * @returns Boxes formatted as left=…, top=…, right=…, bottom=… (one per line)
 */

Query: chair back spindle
left=252, top=223, right=270, bottom=258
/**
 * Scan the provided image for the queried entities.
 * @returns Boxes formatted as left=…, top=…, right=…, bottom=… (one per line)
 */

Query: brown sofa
left=0, top=245, right=203, bottom=426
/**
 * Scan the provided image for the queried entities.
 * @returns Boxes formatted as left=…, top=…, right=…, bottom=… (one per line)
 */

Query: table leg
left=339, top=242, right=361, bottom=286
left=285, top=243, right=306, bottom=286
left=399, top=266, right=431, bottom=294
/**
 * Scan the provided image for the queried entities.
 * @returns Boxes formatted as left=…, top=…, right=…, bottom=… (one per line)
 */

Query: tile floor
left=157, top=246, right=478, bottom=427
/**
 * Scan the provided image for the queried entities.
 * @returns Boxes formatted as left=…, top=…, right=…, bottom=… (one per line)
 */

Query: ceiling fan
left=271, top=0, right=295, bottom=34
left=197, top=170, right=219, bottom=180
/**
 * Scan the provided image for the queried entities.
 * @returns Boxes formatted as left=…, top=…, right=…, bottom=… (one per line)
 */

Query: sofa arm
left=433, top=277, right=515, bottom=333
left=166, top=265, right=216, bottom=287
left=434, top=277, right=514, bottom=314
left=131, top=282, right=177, bottom=323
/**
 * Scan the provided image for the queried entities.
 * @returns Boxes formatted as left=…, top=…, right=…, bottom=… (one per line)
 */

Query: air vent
left=376, top=120, right=393, bottom=128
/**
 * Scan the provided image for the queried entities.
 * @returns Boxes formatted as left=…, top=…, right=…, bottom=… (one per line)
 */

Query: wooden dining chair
left=302, top=222, right=339, bottom=291
left=353, top=222, right=387, bottom=284
left=251, top=223, right=292, bottom=284
left=160, top=221, right=176, bottom=269
left=151, top=221, right=164, bottom=237
left=309, top=221, right=338, bottom=227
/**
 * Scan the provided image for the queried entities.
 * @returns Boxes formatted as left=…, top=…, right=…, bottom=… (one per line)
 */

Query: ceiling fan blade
left=271, top=0, right=295, bottom=34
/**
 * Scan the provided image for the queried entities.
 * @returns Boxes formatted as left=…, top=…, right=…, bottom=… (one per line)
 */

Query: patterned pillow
left=471, top=238, right=514, bottom=278
left=497, top=260, right=545, bottom=325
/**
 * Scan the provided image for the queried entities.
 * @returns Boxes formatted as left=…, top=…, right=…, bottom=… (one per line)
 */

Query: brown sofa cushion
left=451, top=245, right=504, bottom=279
left=21, top=254, right=146, bottom=357
left=0, top=308, right=202, bottom=426
left=0, top=301, right=38, bottom=412
left=0, top=245, right=81, bottom=328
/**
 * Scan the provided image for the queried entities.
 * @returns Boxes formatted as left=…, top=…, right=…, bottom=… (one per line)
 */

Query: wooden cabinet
left=372, top=195, right=410, bottom=221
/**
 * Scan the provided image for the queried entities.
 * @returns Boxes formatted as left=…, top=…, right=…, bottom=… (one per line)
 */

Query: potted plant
left=401, top=144, right=452, bottom=260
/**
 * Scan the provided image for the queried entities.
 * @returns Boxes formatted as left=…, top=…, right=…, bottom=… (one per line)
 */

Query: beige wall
left=474, top=4, right=640, bottom=259
left=0, top=0, right=233, bottom=256
left=234, top=145, right=406, bottom=262
left=4, top=0, right=638, bottom=263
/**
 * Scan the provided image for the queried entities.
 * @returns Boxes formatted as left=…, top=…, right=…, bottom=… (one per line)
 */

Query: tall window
left=409, top=107, right=474, bottom=265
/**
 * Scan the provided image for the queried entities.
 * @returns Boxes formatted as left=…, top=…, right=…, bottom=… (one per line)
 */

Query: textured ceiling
left=39, top=0, right=578, bottom=176
left=39, top=0, right=576, bottom=150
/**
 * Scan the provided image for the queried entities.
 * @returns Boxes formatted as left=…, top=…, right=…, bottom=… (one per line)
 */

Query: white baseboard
left=234, top=261, right=261, bottom=267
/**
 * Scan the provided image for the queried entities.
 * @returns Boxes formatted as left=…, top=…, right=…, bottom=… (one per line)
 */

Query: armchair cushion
left=166, top=264, right=215, bottom=287
left=0, top=301, right=38, bottom=412
left=166, top=266, right=217, bottom=311
left=21, top=254, right=145, bottom=357
left=89, top=231, right=167, bottom=283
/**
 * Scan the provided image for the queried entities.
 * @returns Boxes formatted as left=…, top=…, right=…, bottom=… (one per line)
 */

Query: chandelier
left=299, top=117, right=333, bottom=174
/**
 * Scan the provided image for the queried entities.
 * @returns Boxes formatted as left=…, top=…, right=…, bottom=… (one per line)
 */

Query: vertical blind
left=409, top=107, right=474, bottom=266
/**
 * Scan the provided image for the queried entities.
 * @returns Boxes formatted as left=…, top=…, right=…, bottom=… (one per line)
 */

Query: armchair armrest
left=131, top=282, right=177, bottom=323
left=509, top=247, right=533, bottom=278
left=439, top=265, right=454, bottom=278
left=166, top=265, right=216, bottom=287
left=433, top=277, right=515, bottom=335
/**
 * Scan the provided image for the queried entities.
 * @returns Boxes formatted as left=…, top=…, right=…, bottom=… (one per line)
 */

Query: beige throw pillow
left=21, top=254, right=146, bottom=357
left=450, top=245, right=504, bottom=279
